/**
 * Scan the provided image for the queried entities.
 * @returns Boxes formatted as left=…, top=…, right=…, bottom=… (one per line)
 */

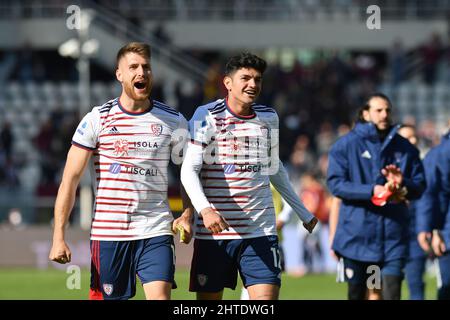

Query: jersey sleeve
left=188, top=107, right=214, bottom=146
left=267, top=112, right=280, bottom=176
left=71, top=109, right=100, bottom=151
left=270, top=159, right=315, bottom=223
left=266, top=111, right=314, bottom=223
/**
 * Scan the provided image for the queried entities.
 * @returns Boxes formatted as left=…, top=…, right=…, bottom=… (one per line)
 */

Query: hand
left=431, top=230, right=447, bottom=257
left=49, top=240, right=72, bottom=264
left=330, top=249, right=340, bottom=261
left=200, top=207, right=230, bottom=234
left=303, top=217, right=318, bottom=234
left=417, top=231, right=432, bottom=254
left=172, top=210, right=193, bottom=244
left=389, top=185, right=408, bottom=203
left=381, top=164, right=403, bottom=187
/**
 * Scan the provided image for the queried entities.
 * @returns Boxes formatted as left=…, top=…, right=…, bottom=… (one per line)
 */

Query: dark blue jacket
left=416, top=133, right=450, bottom=232
left=438, top=135, right=450, bottom=249
left=417, top=133, right=450, bottom=249
left=327, top=122, right=426, bottom=262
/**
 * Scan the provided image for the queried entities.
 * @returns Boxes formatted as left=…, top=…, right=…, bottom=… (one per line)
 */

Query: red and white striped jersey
left=72, top=98, right=188, bottom=241
left=186, top=98, right=280, bottom=240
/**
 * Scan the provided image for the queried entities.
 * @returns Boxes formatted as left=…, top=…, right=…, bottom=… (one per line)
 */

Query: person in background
left=48, top=42, right=192, bottom=300
left=327, top=93, right=426, bottom=300
left=417, top=120, right=450, bottom=300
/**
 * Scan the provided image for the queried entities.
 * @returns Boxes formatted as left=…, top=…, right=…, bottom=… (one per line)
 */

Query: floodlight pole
left=78, top=9, right=94, bottom=231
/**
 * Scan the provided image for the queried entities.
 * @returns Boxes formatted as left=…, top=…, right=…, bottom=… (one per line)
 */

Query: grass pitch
left=0, top=268, right=438, bottom=300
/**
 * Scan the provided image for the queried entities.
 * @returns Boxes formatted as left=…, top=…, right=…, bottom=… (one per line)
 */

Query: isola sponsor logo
left=125, top=166, right=158, bottom=176
left=132, top=141, right=159, bottom=149
left=109, top=163, right=121, bottom=174
left=238, top=164, right=268, bottom=172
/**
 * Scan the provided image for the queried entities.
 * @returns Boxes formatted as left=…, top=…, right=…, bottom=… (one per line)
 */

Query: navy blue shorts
left=189, top=235, right=282, bottom=292
left=343, top=257, right=405, bottom=285
left=90, top=235, right=176, bottom=300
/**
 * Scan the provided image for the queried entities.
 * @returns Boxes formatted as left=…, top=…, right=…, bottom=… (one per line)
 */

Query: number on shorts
left=171, top=244, right=176, bottom=266
left=270, top=247, right=281, bottom=270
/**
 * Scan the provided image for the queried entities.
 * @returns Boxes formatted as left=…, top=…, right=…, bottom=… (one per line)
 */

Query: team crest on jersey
left=103, top=283, right=114, bottom=296
left=113, top=139, right=129, bottom=156
left=230, top=140, right=243, bottom=153
left=197, top=274, right=208, bottom=286
left=150, top=124, right=163, bottom=136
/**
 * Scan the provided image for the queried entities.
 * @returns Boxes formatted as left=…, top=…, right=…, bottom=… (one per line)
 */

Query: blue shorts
left=90, top=235, right=176, bottom=300
left=343, top=257, right=405, bottom=285
left=189, top=235, right=282, bottom=292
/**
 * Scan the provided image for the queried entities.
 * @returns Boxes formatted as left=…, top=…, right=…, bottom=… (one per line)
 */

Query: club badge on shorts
left=345, top=268, right=354, bottom=279
left=103, top=283, right=114, bottom=296
left=197, top=274, right=208, bottom=286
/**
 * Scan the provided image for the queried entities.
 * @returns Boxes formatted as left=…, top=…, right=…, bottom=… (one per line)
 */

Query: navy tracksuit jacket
left=417, top=132, right=450, bottom=249
left=327, top=122, right=426, bottom=262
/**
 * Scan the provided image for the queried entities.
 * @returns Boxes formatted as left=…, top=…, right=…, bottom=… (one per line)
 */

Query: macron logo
left=109, top=126, right=119, bottom=134
left=361, top=150, right=371, bottom=159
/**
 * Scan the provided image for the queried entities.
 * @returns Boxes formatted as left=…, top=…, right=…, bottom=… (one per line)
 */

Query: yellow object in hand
left=177, top=224, right=186, bottom=243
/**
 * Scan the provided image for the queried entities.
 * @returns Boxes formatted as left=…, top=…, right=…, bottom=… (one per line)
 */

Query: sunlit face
left=116, top=52, right=152, bottom=101
left=398, top=126, right=418, bottom=146
left=223, top=67, right=262, bottom=106
left=363, top=97, right=392, bottom=131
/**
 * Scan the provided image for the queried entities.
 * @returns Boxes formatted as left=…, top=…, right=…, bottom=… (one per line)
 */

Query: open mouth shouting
left=134, top=79, right=147, bottom=92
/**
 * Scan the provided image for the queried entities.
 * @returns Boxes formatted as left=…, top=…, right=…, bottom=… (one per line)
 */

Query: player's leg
left=136, top=235, right=176, bottom=300
left=190, top=238, right=239, bottom=300
left=247, top=284, right=279, bottom=300
left=366, top=288, right=382, bottom=300
left=405, top=256, right=426, bottom=300
left=239, top=236, right=281, bottom=300
left=437, top=251, right=450, bottom=300
left=381, top=258, right=405, bottom=300
left=342, top=257, right=371, bottom=300
left=89, top=240, right=137, bottom=300
left=143, top=281, right=172, bottom=300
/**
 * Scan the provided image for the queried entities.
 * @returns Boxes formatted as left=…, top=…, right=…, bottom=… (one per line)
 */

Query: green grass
left=0, top=268, right=438, bottom=300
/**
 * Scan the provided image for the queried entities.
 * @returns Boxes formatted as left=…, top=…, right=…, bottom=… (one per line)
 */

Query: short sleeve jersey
left=72, top=98, right=188, bottom=241
left=189, top=98, right=279, bottom=239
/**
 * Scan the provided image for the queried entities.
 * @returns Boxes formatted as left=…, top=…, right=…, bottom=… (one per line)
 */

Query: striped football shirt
left=187, top=98, right=280, bottom=239
left=72, top=98, right=188, bottom=241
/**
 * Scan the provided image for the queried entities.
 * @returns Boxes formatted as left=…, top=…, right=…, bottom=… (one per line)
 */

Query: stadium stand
left=0, top=2, right=449, bottom=255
